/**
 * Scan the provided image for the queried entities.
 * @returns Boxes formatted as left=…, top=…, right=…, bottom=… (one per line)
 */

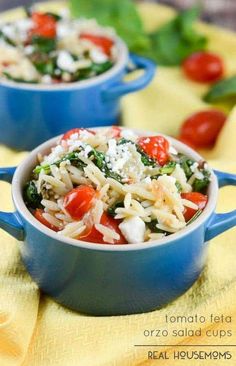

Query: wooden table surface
left=0, top=0, right=235, bottom=31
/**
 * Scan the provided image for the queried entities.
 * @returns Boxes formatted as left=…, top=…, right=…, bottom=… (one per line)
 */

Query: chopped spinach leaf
left=3, top=71, right=38, bottom=84
left=89, top=148, right=123, bottom=183
left=175, top=181, right=182, bottom=192
left=146, top=220, right=168, bottom=234
left=23, top=181, right=42, bottom=209
left=31, top=35, right=57, bottom=53
left=179, top=155, right=194, bottom=179
left=107, top=201, right=124, bottom=217
left=45, top=12, right=62, bottom=21
left=192, top=170, right=210, bottom=193
left=0, top=30, right=16, bottom=46
left=159, top=161, right=176, bottom=175
left=118, top=138, right=157, bottom=167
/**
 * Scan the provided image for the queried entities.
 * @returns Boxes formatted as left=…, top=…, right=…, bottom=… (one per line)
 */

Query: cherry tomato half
left=61, top=128, right=95, bottom=141
left=181, top=192, right=208, bottom=221
left=179, top=110, right=227, bottom=148
left=110, top=126, right=121, bottom=138
left=30, top=12, right=57, bottom=39
left=34, top=209, right=59, bottom=231
left=80, top=213, right=127, bottom=244
left=80, top=33, right=114, bottom=55
left=138, top=135, right=170, bottom=166
left=63, top=185, right=96, bottom=220
left=183, top=52, right=224, bottom=83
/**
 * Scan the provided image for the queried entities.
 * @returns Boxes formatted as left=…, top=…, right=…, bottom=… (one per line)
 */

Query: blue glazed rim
left=12, top=128, right=219, bottom=251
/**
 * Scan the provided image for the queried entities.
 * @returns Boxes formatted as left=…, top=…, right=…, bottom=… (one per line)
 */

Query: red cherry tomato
left=34, top=209, right=59, bottom=231
left=138, top=135, right=170, bottom=166
left=63, top=185, right=96, bottom=220
left=30, top=12, right=57, bottom=39
left=110, top=126, right=121, bottom=138
left=80, top=33, right=113, bottom=55
left=80, top=213, right=127, bottom=244
left=181, top=192, right=208, bottom=221
left=179, top=110, right=227, bottom=148
left=61, top=128, right=95, bottom=141
left=183, top=52, right=224, bottom=83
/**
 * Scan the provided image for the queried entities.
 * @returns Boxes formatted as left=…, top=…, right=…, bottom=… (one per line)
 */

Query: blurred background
left=0, top=0, right=236, bottom=31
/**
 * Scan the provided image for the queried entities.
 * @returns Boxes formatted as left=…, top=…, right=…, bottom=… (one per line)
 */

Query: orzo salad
left=24, top=127, right=211, bottom=244
left=0, top=8, right=117, bottom=84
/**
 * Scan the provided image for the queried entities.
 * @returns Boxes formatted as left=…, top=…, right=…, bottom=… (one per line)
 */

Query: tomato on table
left=80, top=33, right=114, bottom=55
left=80, top=213, right=127, bottom=244
left=63, top=185, right=96, bottom=220
left=181, top=192, right=208, bottom=221
left=34, top=209, right=59, bottom=231
left=138, top=135, right=170, bottom=166
left=30, top=12, right=57, bottom=39
left=61, top=128, right=95, bottom=141
left=179, top=110, right=227, bottom=148
left=183, top=52, right=224, bottom=83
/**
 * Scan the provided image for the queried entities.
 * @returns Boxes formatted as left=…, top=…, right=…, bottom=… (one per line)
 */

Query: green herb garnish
left=192, top=169, right=211, bottom=193
left=31, top=35, right=57, bottom=54
left=3, top=72, right=38, bottom=84
left=179, top=155, right=195, bottom=179
left=107, top=201, right=124, bottom=217
left=23, top=181, right=42, bottom=209
left=146, top=220, right=168, bottom=234
left=159, top=161, right=176, bottom=175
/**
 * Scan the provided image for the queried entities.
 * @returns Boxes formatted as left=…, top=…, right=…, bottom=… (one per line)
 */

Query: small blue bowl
left=0, top=130, right=235, bottom=316
left=0, top=40, right=155, bottom=151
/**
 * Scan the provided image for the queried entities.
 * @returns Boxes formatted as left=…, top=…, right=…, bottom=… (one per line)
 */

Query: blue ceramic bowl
left=0, top=130, right=236, bottom=315
left=0, top=40, right=155, bottom=151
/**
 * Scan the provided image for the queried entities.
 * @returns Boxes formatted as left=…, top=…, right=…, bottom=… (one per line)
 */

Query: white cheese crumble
left=119, top=216, right=145, bottom=244
left=90, top=48, right=108, bottom=64
left=57, top=51, right=76, bottom=72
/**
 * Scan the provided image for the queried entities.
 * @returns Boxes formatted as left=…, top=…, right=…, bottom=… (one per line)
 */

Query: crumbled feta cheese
left=41, top=75, right=53, bottom=84
left=119, top=216, right=145, bottom=244
left=120, top=129, right=137, bottom=141
left=24, top=45, right=34, bottom=55
left=57, top=51, right=76, bottom=72
left=2, top=24, right=15, bottom=41
left=90, top=48, right=108, bottom=64
left=169, top=146, right=178, bottom=155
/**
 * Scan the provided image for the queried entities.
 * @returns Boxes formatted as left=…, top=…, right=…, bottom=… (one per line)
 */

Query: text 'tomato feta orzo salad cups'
left=23, top=127, right=212, bottom=244
left=0, top=8, right=155, bottom=150
left=0, top=127, right=236, bottom=315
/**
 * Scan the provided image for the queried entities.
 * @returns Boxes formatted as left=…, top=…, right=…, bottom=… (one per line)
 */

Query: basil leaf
left=70, top=0, right=150, bottom=54
left=147, top=7, right=207, bottom=65
left=204, top=76, right=236, bottom=103
left=23, top=181, right=43, bottom=209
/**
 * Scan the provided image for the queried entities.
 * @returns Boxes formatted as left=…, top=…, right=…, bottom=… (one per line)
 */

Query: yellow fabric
left=0, top=2, right=236, bottom=365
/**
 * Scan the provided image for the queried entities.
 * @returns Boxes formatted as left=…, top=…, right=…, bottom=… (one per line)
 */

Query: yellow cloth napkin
left=0, top=2, right=236, bottom=365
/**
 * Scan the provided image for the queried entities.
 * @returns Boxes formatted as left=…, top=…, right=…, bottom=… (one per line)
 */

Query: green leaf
left=146, top=220, right=168, bottom=235
left=0, top=30, right=16, bottom=47
left=179, top=155, right=194, bottom=179
left=23, top=181, right=43, bottom=209
left=204, top=76, right=236, bottom=103
left=31, top=35, right=57, bottom=53
left=107, top=201, right=124, bottom=217
left=70, top=0, right=150, bottom=53
left=192, top=169, right=210, bottom=193
left=147, top=7, right=207, bottom=65
left=3, top=72, right=38, bottom=84
left=159, top=161, right=176, bottom=175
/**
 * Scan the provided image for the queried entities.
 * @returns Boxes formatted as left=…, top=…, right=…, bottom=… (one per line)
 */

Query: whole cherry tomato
left=80, top=33, right=113, bottom=55
left=30, top=12, right=57, bottom=39
left=138, top=135, right=170, bottom=166
left=63, top=185, right=96, bottom=220
left=34, top=209, right=59, bottom=231
left=61, top=128, right=95, bottom=141
left=181, top=192, right=208, bottom=221
left=179, top=110, right=227, bottom=148
left=183, top=52, right=224, bottom=83
left=80, top=213, right=127, bottom=244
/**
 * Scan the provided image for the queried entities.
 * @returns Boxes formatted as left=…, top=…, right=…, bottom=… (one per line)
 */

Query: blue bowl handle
left=102, top=53, right=156, bottom=100
left=205, top=170, right=236, bottom=241
left=0, top=167, right=24, bottom=241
